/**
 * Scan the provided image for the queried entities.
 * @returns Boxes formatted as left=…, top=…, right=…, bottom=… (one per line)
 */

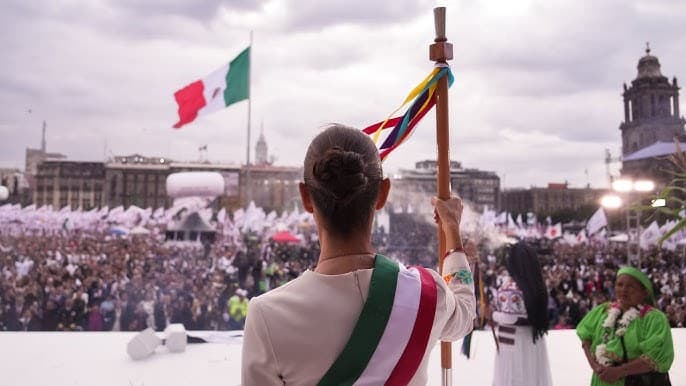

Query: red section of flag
left=172, top=80, right=206, bottom=129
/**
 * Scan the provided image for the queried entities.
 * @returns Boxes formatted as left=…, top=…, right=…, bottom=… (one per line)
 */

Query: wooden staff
left=431, top=6, right=454, bottom=386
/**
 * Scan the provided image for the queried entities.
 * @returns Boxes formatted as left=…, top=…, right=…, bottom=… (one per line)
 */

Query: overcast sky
left=1, top=0, right=685, bottom=189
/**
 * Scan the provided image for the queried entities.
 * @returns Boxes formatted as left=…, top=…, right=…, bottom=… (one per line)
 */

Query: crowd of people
left=546, top=242, right=685, bottom=328
left=0, top=227, right=322, bottom=332
left=476, top=241, right=686, bottom=329
left=0, top=213, right=684, bottom=333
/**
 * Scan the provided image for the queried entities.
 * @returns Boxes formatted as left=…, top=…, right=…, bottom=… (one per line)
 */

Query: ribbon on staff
left=363, top=66, right=454, bottom=161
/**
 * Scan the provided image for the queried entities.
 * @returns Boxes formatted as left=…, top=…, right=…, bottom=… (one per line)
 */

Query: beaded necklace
left=595, top=302, right=641, bottom=366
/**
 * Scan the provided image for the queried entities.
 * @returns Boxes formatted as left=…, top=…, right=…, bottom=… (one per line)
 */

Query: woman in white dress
left=241, top=124, right=476, bottom=385
left=486, top=242, right=553, bottom=386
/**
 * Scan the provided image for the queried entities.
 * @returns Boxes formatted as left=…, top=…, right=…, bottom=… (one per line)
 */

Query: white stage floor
left=0, top=329, right=683, bottom=386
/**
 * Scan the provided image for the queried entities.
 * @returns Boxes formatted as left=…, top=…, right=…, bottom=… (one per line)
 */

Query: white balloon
left=166, top=172, right=224, bottom=198
left=0, top=186, right=9, bottom=201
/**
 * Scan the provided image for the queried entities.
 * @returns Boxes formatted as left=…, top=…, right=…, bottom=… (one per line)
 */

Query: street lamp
left=601, top=178, right=655, bottom=267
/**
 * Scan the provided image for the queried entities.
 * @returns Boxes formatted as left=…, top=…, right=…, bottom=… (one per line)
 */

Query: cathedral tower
left=620, top=44, right=685, bottom=156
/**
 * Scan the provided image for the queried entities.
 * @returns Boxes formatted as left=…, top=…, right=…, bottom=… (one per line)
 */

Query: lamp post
left=601, top=178, right=655, bottom=268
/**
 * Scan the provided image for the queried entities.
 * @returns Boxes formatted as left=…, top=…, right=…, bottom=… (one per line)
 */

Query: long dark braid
left=506, top=242, right=549, bottom=343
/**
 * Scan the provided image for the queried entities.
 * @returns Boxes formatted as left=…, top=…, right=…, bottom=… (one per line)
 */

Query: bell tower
left=620, top=43, right=685, bottom=156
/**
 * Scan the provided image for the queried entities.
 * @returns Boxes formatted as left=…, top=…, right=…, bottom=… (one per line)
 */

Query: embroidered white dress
left=492, top=275, right=553, bottom=386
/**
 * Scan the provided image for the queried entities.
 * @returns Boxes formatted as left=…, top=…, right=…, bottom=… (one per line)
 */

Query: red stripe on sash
left=385, top=266, right=437, bottom=385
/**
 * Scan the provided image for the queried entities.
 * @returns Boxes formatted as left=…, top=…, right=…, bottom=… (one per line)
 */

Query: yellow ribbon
left=371, top=68, right=442, bottom=144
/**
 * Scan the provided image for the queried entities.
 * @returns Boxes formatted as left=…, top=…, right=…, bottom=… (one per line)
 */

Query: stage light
left=612, top=179, right=633, bottom=192
left=601, top=194, right=622, bottom=209
left=634, top=180, right=655, bottom=192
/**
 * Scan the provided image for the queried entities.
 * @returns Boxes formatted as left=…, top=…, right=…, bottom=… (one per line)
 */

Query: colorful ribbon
left=363, top=66, right=454, bottom=161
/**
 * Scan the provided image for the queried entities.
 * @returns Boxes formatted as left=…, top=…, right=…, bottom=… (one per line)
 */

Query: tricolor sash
left=318, top=255, right=438, bottom=386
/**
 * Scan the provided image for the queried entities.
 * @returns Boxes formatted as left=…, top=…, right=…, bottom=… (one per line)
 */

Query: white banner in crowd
left=586, top=207, right=608, bottom=236
left=1, top=203, right=684, bottom=250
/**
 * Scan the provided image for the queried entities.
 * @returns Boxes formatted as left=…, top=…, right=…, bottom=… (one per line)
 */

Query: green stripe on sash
left=317, top=254, right=399, bottom=386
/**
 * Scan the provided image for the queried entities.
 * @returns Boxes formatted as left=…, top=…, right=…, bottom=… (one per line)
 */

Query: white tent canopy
left=130, top=226, right=150, bottom=235
left=608, top=233, right=629, bottom=242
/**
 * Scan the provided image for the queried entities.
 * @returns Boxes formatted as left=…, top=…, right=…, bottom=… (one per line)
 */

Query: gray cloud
left=1, top=0, right=685, bottom=191
left=1, top=0, right=266, bottom=43
left=279, top=0, right=428, bottom=32
left=110, top=0, right=258, bottom=20
left=455, top=0, right=686, bottom=96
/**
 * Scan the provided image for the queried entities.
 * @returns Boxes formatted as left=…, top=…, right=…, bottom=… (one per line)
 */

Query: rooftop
left=623, top=141, right=686, bottom=161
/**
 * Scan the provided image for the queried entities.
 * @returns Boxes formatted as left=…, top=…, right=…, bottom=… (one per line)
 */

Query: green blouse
left=576, top=302, right=674, bottom=386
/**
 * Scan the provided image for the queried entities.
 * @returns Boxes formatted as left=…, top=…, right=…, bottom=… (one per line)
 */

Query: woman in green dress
left=576, top=266, right=674, bottom=386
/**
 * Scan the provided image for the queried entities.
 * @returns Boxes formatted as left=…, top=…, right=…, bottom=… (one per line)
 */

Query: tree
left=639, top=139, right=686, bottom=244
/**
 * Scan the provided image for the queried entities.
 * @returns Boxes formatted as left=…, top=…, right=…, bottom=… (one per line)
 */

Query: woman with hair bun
left=242, top=124, right=477, bottom=385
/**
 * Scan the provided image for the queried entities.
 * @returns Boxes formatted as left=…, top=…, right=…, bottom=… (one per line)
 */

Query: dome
left=636, top=43, right=663, bottom=79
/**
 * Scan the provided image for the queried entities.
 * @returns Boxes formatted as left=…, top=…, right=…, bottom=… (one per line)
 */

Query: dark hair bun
left=312, top=146, right=368, bottom=201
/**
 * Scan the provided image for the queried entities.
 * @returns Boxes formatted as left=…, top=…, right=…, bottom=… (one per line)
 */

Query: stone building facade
left=241, top=165, right=301, bottom=213
left=390, top=160, right=500, bottom=213
left=33, top=160, right=106, bottom=209
left=105, top=155, right=172, bottom=209
left=501, top=183, right=607, bottom=217
left=32, top=153, right=300, bottom=212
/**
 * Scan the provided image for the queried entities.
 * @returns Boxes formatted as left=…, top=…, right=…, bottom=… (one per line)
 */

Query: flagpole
left=245, top=30, right=253, bottom=205
left=430, top=6, right=454, bottom=386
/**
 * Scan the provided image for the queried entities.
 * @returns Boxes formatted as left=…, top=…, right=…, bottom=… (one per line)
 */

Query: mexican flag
left=172, top=47, right=250, bottom=129
left=545, top=222, right=562, bottom=239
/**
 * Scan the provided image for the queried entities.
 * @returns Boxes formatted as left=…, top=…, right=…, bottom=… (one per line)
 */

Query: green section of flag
left=224, top=46, right=250, bottom=106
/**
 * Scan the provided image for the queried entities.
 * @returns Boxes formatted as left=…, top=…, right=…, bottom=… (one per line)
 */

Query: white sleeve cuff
left=442, top=251, right=470, bottom=275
